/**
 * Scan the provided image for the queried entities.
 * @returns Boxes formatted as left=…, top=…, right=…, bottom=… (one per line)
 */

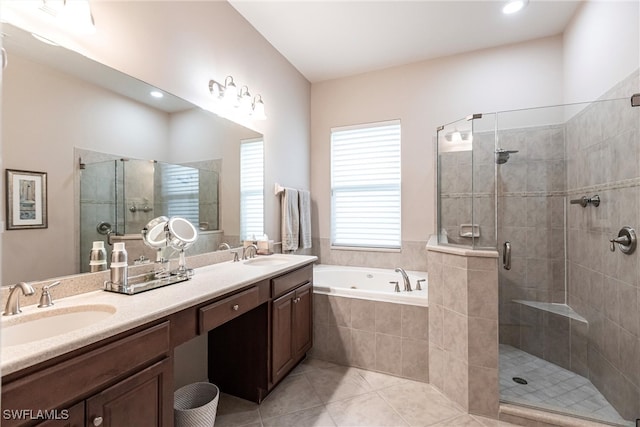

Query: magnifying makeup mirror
left=142, top=216, right=170, bottom=277
left=166, top=217, right=199, bottom=277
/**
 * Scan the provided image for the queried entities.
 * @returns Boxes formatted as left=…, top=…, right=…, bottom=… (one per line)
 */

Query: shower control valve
left=609, top=226, right=636, bottom=254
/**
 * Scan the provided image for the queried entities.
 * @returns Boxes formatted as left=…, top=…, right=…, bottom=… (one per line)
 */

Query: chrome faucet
left=37, top=281, right=62, bottom=308
left=243, top=244, right=258, bottom=260
left=3, top=282, right=35, bottom=316
left=395, top=268, right=412, bottom=292
left=218, top=242, right=231, bottom=251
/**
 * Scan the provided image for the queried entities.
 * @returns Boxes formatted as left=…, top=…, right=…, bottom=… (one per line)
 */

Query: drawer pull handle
left=232, top=304, right=239, bottom=311
left=93, top=416, right=104, bottom=426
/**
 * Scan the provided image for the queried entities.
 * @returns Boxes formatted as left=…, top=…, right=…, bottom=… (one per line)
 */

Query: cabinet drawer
left=199, top=286, right=259, bottom=333
left=2, top=322, right=170, bottom=426
left=271, top=265, right=313, bottom=298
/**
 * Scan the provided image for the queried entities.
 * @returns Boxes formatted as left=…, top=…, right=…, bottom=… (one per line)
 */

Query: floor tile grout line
left=374, top=389, right=412, bottom=427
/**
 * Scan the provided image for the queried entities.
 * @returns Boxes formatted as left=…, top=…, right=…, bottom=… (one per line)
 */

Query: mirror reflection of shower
left=495, top=148, right=519, bottom=164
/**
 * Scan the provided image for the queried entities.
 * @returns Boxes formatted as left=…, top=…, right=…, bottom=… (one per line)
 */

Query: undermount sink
left=243, top=255, right=290, bottom=267
left=2, top=304, right=116, bottom=347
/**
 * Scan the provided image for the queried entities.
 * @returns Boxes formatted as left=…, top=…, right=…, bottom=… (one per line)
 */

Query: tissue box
left=257, top=240, right=274, bottom=255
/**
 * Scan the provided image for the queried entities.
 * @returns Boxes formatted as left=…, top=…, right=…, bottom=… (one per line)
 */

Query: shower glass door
left=496, top=98, right=638, bottom=426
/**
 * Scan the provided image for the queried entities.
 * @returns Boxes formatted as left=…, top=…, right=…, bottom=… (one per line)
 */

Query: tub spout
left=394, top=268, right=412, bottom=292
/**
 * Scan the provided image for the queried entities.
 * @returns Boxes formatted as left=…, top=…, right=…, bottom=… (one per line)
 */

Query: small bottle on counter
left=89, top=241, right=107, bottom=272
left=110, top=242, right=128, bottom=286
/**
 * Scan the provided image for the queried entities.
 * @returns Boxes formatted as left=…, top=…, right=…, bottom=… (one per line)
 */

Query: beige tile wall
left=427, top=247, right=499, bottom=418
left=312, top=238, right=428, bottom=271
left=311, top=294, right=429, bottom=383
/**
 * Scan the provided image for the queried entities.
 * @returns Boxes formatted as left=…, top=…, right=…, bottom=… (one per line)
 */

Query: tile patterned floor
left=499, top=344, right=634, bottom=427
left=215, top=358, right=518, bottom=427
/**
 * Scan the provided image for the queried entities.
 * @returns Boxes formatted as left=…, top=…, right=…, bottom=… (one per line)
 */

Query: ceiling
left=229, top=0, right=582, bottom=83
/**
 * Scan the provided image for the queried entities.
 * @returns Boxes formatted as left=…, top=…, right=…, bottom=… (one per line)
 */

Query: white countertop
left=1, top=254, right=317, bottom=376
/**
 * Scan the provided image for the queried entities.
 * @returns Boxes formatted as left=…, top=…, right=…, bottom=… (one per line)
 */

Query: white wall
left=4, top=0, right=311, bottom=245
left=311, top=36, right=564, bottom=262
left=563, top=0, right=640, bottom=104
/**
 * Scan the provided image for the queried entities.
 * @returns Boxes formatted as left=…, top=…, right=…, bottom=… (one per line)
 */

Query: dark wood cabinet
left=3, top=261, right=315, bottom=426
left=209, top=264, right=313, bottom=403
left=271, top=282, right=312, bottom=385
left=86, top=358, right=173, bottom=427
left=272, top=291, right=295, bottom=382
left=34, top=402, right=84, bottom=427
left=292, top=282, right=312, bottom=357
left=271, top=279, right=313, bottom=386
left=2, top=323, right=171, bottom=427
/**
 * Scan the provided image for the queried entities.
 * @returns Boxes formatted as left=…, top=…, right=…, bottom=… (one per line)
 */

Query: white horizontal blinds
left=160, top=163, right=199, bottom=225
left=240, top=139, right=264, bottom=240
left=331, top=120, right=401, bottom=249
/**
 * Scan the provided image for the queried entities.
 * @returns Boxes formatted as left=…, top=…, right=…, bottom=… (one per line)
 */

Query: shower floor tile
left=499, top=344, right=633, bottom=426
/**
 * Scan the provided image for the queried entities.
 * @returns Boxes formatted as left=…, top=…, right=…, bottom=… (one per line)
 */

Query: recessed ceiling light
left=502, top=0, right=528, bottom=15
left=150, top=90, right=163, bottom=98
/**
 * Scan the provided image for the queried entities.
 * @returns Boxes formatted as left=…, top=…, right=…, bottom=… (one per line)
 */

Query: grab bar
left=503, top=241, right=511, bottom=270
left=570, top=195, right=600, bottom=208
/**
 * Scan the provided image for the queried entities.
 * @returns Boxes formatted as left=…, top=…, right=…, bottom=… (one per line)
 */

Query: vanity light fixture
left=502, top=0, right=528, bottom=14
left=209, top=76, right=266, bottom=120
left=252, top=95, right=267, bottom=120
left=239, top=86, right=253, bottom=115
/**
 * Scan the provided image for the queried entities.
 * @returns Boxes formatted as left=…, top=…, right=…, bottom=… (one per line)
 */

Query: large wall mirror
left=1, top=23, right=263, bottom=284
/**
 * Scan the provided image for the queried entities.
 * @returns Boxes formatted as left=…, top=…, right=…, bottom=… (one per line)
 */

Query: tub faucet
left=3, top=282, right=35, bottom=316
left=394, top=268, right=412, bottom=292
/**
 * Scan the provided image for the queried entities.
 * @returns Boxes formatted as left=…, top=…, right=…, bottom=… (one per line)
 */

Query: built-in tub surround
left=427, top=239, right=499, bottom=418
left=312, top=237, right=428, bottom=271
left=311, top=265, right=429, bottom=382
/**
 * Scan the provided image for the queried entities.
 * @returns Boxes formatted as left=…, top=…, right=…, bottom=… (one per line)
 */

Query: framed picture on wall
left=5, top=169, right=48, bottom=230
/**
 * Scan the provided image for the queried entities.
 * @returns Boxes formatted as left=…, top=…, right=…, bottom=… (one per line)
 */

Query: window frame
left=330, top=119, right=402, bottom=251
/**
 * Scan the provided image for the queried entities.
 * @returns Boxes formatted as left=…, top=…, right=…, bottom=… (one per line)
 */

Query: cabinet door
left=293, top=282, right=312, bottom=358
left=271, top=291, right=294, bottom=383
left=34, top=402, right=84, bottom=427
left=86, top=358, right=173, bottom=427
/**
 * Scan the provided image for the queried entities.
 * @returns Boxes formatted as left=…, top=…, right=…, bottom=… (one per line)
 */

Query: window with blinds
left=159, top=163, right=199, bottom=225
left=331, top=120, right=401, bottom=249
left=240, top=139, right=264, bottom=241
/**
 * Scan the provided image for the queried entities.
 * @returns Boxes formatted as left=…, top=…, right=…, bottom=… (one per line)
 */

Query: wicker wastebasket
left=174, top=382, right=220, bottom=427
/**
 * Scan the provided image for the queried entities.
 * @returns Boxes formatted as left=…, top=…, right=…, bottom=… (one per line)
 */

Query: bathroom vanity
left=1, top=255, right=315, bottom=427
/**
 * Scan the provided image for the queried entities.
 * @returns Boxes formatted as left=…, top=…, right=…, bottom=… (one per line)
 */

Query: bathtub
left=313, top=264, right=428, bottom=306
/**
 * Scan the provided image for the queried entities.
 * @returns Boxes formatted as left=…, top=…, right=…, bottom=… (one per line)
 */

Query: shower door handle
left=503, top=241, right=511, bottom=270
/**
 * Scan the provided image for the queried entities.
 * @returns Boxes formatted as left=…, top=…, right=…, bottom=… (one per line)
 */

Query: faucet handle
left=389, top=281, right=400, bottom=293
left=38, top=281, right=61, bottom=308
left=416, top=279, right=426, bottom=291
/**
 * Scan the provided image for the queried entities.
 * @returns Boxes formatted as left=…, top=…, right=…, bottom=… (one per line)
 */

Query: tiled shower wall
left=496, top=124, right=568, bottom=355
left=564, top=70, right=640, bottom=420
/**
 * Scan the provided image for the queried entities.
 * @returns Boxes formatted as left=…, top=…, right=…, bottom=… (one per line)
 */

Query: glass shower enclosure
left=79, top=158, right=220, bottom=273
left=437, top=95, right=639, bottom=426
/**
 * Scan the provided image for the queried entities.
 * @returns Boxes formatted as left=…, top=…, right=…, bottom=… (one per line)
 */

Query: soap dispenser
left=89, top=241, right=107, bottom=272
left=110, top=242, right=128, bottom=287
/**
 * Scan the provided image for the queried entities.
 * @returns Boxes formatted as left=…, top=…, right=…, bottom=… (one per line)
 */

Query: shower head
left=495, top=149, right=518, bottom=164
